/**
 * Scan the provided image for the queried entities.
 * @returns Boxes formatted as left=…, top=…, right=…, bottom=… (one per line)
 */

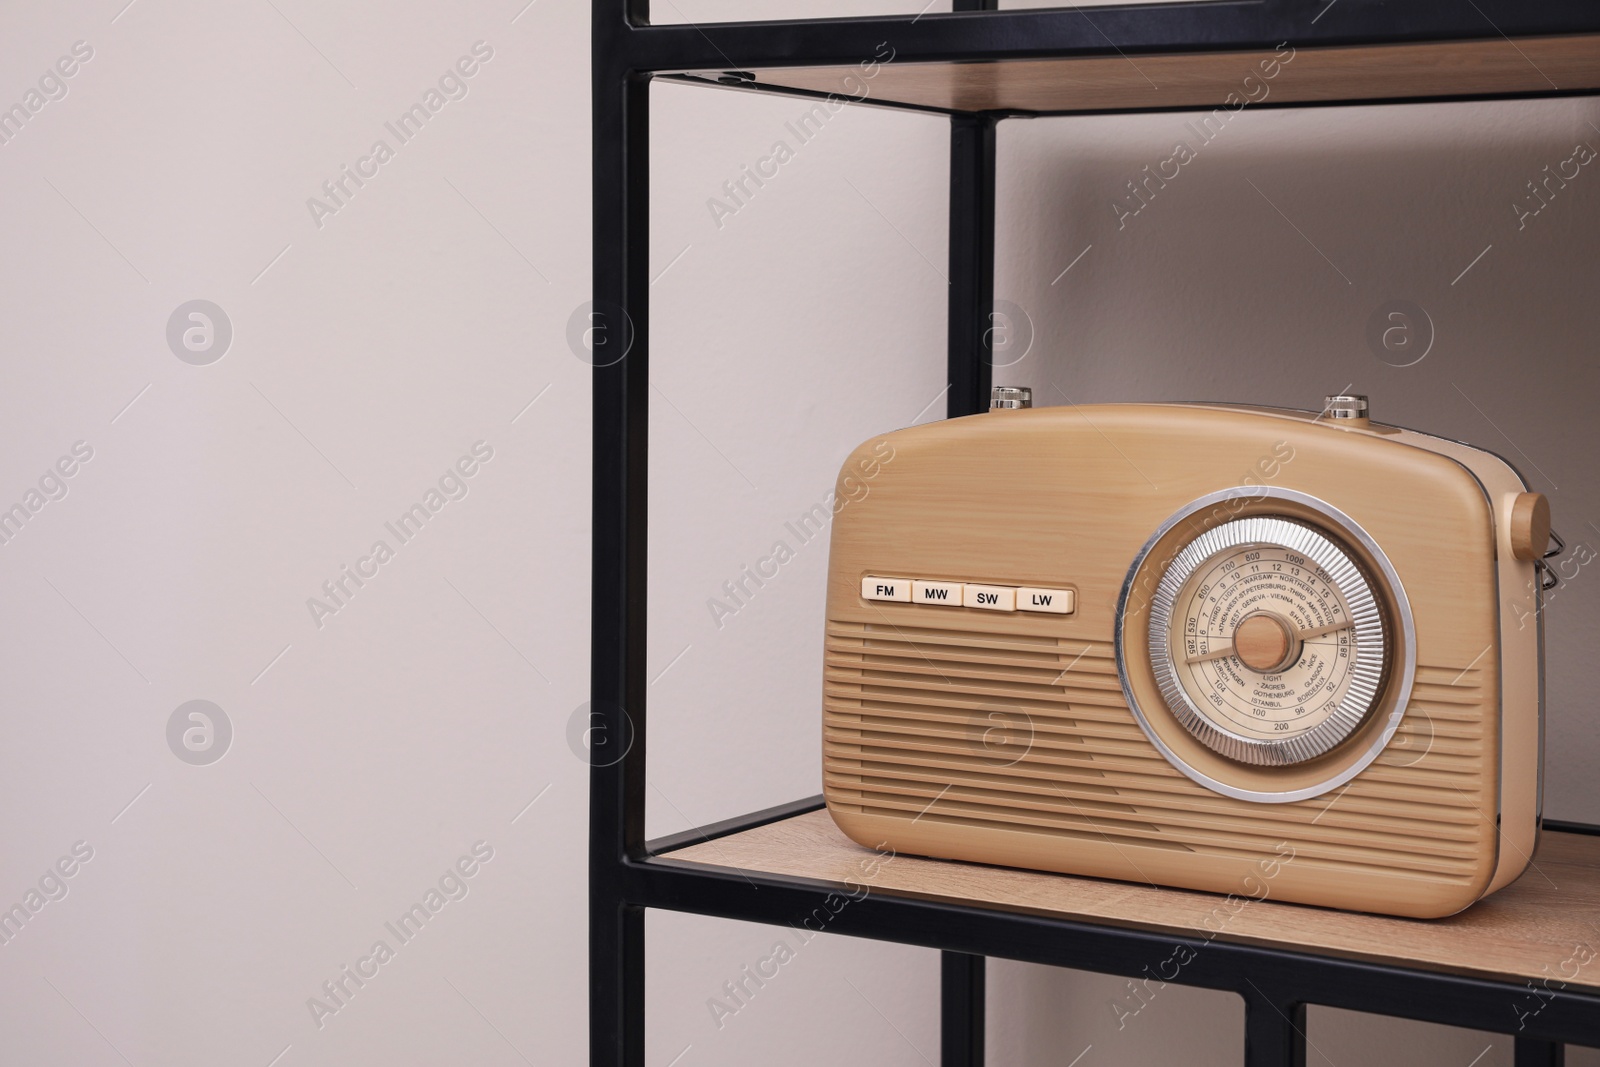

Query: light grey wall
left=1, top=1, right=596, bottom=1063
left=1, top=1, right=1595, bottom=1065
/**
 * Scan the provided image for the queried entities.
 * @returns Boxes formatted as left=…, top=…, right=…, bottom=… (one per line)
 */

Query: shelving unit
left=590, top=4, right=1600, bottom=1065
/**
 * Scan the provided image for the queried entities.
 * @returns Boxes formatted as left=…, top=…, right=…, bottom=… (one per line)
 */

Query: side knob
left=1508, top=492, right=1551, bottom=562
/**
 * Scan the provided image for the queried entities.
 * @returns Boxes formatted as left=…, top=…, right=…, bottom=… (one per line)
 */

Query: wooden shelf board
left=666, top=809, right=1600, bottom=991
left=670, top=35, right=1600, bottom=114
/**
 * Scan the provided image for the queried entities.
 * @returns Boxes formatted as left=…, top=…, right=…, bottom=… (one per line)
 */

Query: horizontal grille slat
left=826, top=637, right=1120, bottom=680
left=825, top=730, right=1489, bottom=809
left=829, top=686, right=1488, bottom=752
left=830, top=787, right=1475, bottom=881
left=829, top=621, right=1115, bottom=664
left=823, top=762, right=1486, bottom=849
left=826, top=775, right=1483, bottom=872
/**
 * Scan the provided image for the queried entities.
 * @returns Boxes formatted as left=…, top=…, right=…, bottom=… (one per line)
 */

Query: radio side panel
left=821, top=404, right=1505, bottom=918
left=1388, top=428, right=1542, bottom=893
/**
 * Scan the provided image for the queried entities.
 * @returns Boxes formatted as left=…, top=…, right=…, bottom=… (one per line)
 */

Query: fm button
left=861, top=576, right=911, bottom=602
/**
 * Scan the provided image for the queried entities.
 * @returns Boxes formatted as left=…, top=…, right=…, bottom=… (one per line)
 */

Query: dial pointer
left=1184, top=621, right=1351, bottom=664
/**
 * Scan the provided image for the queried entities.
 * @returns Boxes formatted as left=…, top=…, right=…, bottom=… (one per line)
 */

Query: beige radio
left=821, top=393, right=1551, bottom=918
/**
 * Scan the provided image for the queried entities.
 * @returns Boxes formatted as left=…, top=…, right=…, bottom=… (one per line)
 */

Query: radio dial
left=1148, top=515, right=1389, bottom=767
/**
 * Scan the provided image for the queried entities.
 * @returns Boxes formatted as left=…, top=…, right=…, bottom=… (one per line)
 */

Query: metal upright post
left=946, top=107, right=996, bottom=421
left=591, top=1, right=651, bottom=1064
left=1244, top=994, right=1308, bottom=1067
left=1515, top=1038, right=1567, bottom=1066
left=941, top=951, right=987, bottom=1067
left=942, top=5, right=997, bottom=1064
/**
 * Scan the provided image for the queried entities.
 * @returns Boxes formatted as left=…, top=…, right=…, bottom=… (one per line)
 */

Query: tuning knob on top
left=990, top=386, right=1032, bottom=410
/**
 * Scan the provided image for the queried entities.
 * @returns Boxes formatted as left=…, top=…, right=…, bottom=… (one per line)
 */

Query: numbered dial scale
left=1147, top=516, right=1389, bottom=766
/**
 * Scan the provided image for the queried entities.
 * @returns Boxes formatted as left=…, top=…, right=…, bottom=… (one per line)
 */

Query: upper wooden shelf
left=668, top=34, right=1600, bottom=114
left=666, top=809, right=1600, bottom=991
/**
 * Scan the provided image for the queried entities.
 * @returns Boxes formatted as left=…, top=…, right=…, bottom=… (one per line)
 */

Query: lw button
left=912, top=580, right=964, bottom=606
left=862, top=576, right=911, bottom=602
left=1017, top=587, right=1074, bottom=614
left=963, top=584, right=1015, bottom=611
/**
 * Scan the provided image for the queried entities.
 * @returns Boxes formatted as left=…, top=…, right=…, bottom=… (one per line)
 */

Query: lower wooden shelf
left=666, top=808, right=1600, bottom=992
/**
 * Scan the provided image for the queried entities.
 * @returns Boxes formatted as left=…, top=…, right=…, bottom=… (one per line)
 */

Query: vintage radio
left=821, top=393, right=1551, bottom=918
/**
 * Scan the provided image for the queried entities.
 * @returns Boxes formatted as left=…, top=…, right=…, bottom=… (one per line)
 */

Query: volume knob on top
left=1324, top=394, right=1370, bottom=424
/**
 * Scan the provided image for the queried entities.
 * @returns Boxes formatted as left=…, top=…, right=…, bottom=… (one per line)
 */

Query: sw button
left=1017, top=587, right=1075, bottom=614
left=861, top=576, right=911, bottom=602
left=962, top=584, right=1016, bottom=611
left=912, top=580, right=964, bottom=606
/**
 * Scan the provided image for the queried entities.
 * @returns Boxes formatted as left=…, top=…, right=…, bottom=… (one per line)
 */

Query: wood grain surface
left=673, top=35, right=1600, bottom=114
left=668, top=809, right=1600, bottom=991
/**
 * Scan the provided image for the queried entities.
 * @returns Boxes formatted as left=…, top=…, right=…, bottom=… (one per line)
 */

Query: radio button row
left=912, top=580, right=963, bottom=606
left=1018, top=587, right=1075, bottom=614
left=863, top=575, right=1074, bottom=615
left=861, top=576, right=911, bottom=602
left=963, top=584, right=1016, bottom=611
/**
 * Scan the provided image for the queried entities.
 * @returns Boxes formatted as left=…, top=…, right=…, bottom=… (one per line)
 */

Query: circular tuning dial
left=1148, top=516, right=1388, bottom=766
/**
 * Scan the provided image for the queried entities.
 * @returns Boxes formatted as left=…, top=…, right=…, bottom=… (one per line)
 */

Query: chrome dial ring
left=1148, top=516, right=1384, bottom=766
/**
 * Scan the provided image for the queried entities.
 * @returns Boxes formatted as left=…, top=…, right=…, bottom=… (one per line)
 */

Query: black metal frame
left=591, top=4, right=1600, bottom=1065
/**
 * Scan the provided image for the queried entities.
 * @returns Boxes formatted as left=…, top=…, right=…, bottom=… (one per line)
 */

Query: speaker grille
left=824, top=619, right=1491, bottom=882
